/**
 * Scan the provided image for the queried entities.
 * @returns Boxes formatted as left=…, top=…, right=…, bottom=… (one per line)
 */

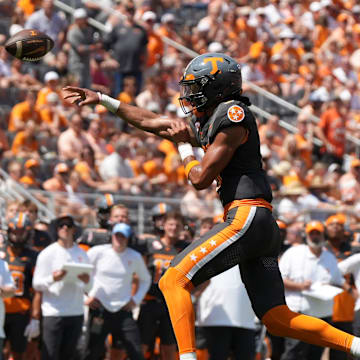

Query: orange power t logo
left=203, top=57, right=224, bottom=74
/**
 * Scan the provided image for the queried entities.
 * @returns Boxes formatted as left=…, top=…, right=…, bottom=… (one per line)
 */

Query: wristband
left=185, top=160, right=200, bottom=178
left=177, top=143, right=194, bottom=161
left=97, top=92, right=121, bottom=113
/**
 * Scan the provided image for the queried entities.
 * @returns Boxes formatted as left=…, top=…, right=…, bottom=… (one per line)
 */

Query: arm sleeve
left=338, top=254, right=360, bottom=275
left=32, top=251, right=55, bottom=292
left=132, top=253, right=151, bottom=305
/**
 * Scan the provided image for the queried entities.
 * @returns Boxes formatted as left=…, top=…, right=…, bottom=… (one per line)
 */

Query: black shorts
left=171, top=205, right=286, bottom=319
left=4, top=312, right=30, bottom=353
left=137, top=299, right=177, bottom=346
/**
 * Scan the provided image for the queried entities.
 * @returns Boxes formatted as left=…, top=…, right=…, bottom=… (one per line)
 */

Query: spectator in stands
left=67, top=8, right=102, bottom=88
left=117, top=75, right=137, bottom=104
left=57, top=112, right=89, bottom=162
left=74, top=145, right=118, bottom=193
left=36, top=71, right=60, bottom=110
left=3, top=212, right=40, bottom=360
left=39, top=92, right=68, bottom=136
left=315, top=96, right=346, bottom=165
left=338, top=158, right=360, bottom=204
left=104, top=2, right=148, bottom=95
left=19, top=158, right=41, bottom=189
left=25, top=0, right=67, bottom=52
left=279, top=220, right=345, bottom=360
left=8, top=90, right=40, bottom=133
left=11, top=119, right=39, bottom=159
left=1, top=161, right=22, bottom=194
left=33, top=214, right=92, bottom=360
left=141, top=11, right=163, bottom=72
left=84, top=119, right=108, bottom=165
left=84, top=223, right=150, bottom=360
left=99, top=139, right=140, bottom=192
left=43, top=162, right=69, bottom=192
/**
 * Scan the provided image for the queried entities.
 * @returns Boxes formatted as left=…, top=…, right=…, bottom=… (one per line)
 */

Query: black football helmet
left=95, top=194, right=116, bottom=229
left=179, top=52, right=242, bottom=114
left=7, top=212, right=32, bottom=249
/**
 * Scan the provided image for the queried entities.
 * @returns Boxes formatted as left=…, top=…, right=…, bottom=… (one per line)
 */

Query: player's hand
left=167, top=119, right=191, bottom=143
left=53, top=269, right=67, bottom=282
left=85, top=296, right=101, bottom=309
left=122, top=299, right=136, bottom=312
left=24, top=319, right=40, bottom=340
left=62, top=86, right=100, bottom=106
left=78, top=273, right=90, bottom=284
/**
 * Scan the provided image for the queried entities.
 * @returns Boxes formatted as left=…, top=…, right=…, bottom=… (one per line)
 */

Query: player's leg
left=137, top=299, right=160, bottom=358
left=158, top=302, right=177, bottom=360
left=159, top=205, right=263, bottom=359
left=237, top=210, right=357, bottom=357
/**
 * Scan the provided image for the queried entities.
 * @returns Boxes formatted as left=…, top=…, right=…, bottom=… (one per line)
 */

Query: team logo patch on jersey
left=227, top=105, right=245, bottom=123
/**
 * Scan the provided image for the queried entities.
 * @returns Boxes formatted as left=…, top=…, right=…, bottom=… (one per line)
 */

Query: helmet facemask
left=8, top=228, right=31, bottom=249
left=179, top=75, right=213, bottom=114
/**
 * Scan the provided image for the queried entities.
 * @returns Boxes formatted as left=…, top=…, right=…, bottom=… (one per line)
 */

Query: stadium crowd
left=0, top=0, right=360, bottom=359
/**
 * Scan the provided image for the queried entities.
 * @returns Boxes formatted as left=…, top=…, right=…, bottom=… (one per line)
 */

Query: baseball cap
left=208, top=42, right=223, bottom=53
left=309, top=2, right=323, bottom=12
left=24, top=159, right=39, bottom=169
left=55, top=163, right=69, bottom=174
left=44, top=71, right=59, bottom=82
left=305, top=220, right=324, bottom=234
left=112, top=223, right=132, bottom=238
left=325, top=214, right=346, bottom=226
left=142, top=11, right=156, bottom=22
left=161, top=13, right=175, bottom=24
left=73, top=8, right=87, bottom=19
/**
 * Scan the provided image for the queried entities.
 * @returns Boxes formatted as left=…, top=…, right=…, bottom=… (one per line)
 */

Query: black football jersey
left=190, top=99, right=273, bottom=206
left=0, top=245, right=38, bottom=313
left=142, top=237, right=187, bottom=299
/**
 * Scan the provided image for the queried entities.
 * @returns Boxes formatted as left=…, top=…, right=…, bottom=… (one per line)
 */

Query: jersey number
left=11, top=271, right=25, bottom=296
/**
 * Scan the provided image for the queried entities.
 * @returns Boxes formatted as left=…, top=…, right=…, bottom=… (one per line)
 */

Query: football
left=4, top=29, right=54, bottom=62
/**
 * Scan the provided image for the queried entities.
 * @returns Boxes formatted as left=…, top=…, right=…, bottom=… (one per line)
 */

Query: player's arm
left=62, top=87, right=198, bottom=144
left=168, top=121, right=248, bottom=190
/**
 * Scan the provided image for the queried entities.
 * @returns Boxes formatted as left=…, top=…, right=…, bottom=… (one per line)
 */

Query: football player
left=2, top=213, right=39, bottom=360
left=138, top=212, right=187, bottom=360
left=63, top=53, right=360, bottom=360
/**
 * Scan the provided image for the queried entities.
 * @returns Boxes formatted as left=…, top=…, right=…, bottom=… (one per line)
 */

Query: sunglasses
left=57, top=222, right=74, bottom=229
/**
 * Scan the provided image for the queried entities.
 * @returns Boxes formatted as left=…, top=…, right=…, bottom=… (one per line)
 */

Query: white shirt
left=99, top=152, right=134, bottom=181
left=0, top=260, right=15, bottom=338
left=33, top=242, right=92, bottom=317
left=87, top=244, right=151, bottom=312
left=279, top=244, right=344, bottom=318
left=338, top=254, right=360, bottom=311
left=197, top=266, right=256, bottom=329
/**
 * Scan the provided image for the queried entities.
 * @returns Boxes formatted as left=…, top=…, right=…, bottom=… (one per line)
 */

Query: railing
left=0, top=168, right=56, bottom=220
left=28, top=189, right=181, bottom=234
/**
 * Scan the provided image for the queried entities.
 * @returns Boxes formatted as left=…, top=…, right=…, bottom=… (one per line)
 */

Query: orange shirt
left=295, top=134, right=312, bottom=169
left=118, top=92, right=135, bottom=104
left=39, top=108, right=67, bottom=127
left=74, top=161, right=92, bottom=181
left=11, top=131, right=38, bottom=155
left=19, top=175, right=36, bottom=186
left=147, top=32, right=164, bottom=67
left=319, top=108, right=346, bottom=157
left=8, top=101, right=40, bottom=132
left=36, top=88, right=61, bottom=110
left=17, top=0, right=41, bottom=16
left=143, top=160, right=163, bottom=178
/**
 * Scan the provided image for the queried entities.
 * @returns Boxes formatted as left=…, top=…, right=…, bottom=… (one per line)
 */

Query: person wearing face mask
left=278, top=220, right=346, bottom=360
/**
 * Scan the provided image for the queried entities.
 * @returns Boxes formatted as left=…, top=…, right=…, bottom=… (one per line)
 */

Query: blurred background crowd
left=0, top=0, right=360, bottom=359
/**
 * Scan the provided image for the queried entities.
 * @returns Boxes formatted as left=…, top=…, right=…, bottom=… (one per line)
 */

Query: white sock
left=350, top=337, right=360, bottom=356
left=180, top=352, right=197, bottom=360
